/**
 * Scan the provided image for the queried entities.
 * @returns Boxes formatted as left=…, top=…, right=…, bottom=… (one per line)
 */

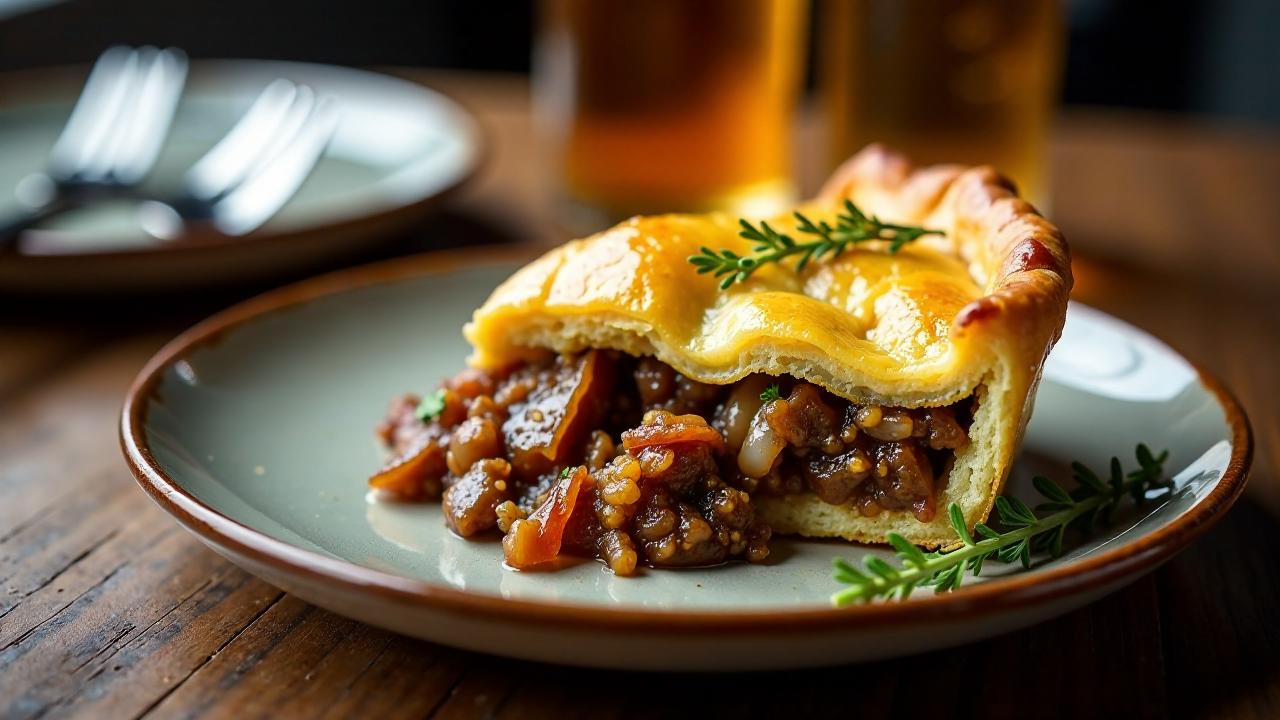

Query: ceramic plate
left=0, top=61, right=481, bottom=292
left=121, top=250, right=1251, bottom=671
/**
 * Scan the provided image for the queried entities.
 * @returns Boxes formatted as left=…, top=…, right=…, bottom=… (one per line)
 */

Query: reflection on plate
left=0, top=61, right=481, bottom=292
left=121, top=251, right=1250, bottom=670
left=1044, top=302, right=1198, bottom=401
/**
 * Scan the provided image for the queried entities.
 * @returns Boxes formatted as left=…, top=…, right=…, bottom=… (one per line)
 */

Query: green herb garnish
left=831, top=444, right=1172, bottom=606
left=560, top=467, right=574, bottom=479
left=688, top=200, right=945, bottom=289
left=760, top=384, right=781, bottom=403
left=414, top=388, right=447, bottom=422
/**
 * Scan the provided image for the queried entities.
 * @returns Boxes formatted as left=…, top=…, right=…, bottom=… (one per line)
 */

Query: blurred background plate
left=0, top=59, right=482, bottom=293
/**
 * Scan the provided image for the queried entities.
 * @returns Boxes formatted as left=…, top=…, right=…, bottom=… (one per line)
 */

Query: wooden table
left=2, top=73, right=1277, bottom=719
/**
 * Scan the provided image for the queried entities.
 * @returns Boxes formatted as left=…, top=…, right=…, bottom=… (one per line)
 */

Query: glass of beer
left=535, top=0, right=807, bottom=231
left=821, top=0, right=1062, bottom=209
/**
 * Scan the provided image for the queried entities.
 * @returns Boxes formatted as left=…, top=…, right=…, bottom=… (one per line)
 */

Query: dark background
left=1, top=0, right=1277, bottom=125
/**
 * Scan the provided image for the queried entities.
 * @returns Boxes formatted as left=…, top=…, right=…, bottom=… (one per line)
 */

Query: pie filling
left=371, top=351, right=973, bottom=575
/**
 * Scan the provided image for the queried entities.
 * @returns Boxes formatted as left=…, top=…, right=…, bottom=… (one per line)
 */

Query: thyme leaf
left=414, top=388, right=447, bottom=423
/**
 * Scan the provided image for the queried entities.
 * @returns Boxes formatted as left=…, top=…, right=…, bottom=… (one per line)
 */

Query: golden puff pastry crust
left=464, top=145, right=1071, bottom=547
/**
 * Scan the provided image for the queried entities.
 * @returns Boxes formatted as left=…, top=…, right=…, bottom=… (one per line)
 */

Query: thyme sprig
left=414, top=388, right=447, bottom=422
left=831, top=445, right=1173, bottom=607
left=688, top=200, right=945, bottom=289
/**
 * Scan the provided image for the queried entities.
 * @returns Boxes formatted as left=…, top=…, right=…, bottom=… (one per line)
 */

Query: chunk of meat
left=446, top=367, right=498, bottom=399
left=868, top=442, right=937, bottom=522
left=443, top=458, right=512, bottom=537
left=434, top=388, right=469, bottom=429
left=375, top=394, right=427, bottom=453
left=803, top=448, right=872, bottom=505
left=584, top=430, right=617, bottom=470
left=368, top=424, right=449, bottom=500
left=768, top=384, right=842, bottom=450
left=370, top=394, right=450, bottom=499
left=446, top=416, right=503, bottom=476
left=922, top=405, right=968, bottom=450
left=633, top=484, right=770, bottom=567
left=634, top=357, right=676, bottom=407
left=620, top=410, right=768, bottom=566
left=633, top=358, right=724, bottom=415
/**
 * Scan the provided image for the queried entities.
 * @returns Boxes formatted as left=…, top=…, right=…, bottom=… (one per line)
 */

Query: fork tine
left=235, top=84, right=317, bottom=183
left=75, top=47, right=146, bottom=183
left=110, top=47, right=188, bottom=185
left=47, top=46, right=136, bottom=180
left=184, top=78, right=297, bottom=201
left=211, top=93, right=338, bottom=236
left=92, top=44, right=158, bottom=181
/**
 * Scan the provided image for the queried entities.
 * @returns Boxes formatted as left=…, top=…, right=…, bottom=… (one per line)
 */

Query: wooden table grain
left=2, top=73, right=1277, bottom=720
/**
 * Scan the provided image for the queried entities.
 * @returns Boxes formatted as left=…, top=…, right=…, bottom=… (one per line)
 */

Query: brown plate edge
left=118, top=247, right=1254, bottom=636
left=0, top=61, right=488, bottom=264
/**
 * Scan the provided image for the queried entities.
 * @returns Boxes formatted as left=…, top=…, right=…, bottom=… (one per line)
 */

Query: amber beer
left=823, top=0, right=1062, bottom=209
left=536, top=0, right=807, bottom=228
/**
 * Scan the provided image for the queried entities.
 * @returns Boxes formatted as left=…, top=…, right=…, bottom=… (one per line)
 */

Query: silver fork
left=0, top=46, right=187, bottom=249
left=139, top=79, right=340, bottom=239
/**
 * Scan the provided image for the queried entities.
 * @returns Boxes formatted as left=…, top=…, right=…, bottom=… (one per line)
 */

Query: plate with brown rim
left=0, top=60, right=481, bottom=293
left=120, top=248, right=1251, bottom=670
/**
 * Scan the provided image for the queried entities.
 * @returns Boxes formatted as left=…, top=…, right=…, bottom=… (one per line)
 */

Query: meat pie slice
left=371, top=145, right=1071, bottom=572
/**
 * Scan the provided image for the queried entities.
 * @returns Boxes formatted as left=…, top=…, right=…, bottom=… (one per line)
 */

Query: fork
left=138, top=78, right=340, bottom=239
left=0, top=46, right=187, bottom=250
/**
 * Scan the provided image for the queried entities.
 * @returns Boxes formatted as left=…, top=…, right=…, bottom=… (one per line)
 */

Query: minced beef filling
left=371, top=351, right=971, bottom=575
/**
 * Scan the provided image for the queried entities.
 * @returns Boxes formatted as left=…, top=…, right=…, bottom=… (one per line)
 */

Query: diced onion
left=737, top=404, right=787, bottom=478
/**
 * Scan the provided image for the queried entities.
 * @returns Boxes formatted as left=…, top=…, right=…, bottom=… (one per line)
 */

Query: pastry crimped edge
left=465, top=145, right=1072, bottom=549
left=756, top=145, right=1072, bottom=548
